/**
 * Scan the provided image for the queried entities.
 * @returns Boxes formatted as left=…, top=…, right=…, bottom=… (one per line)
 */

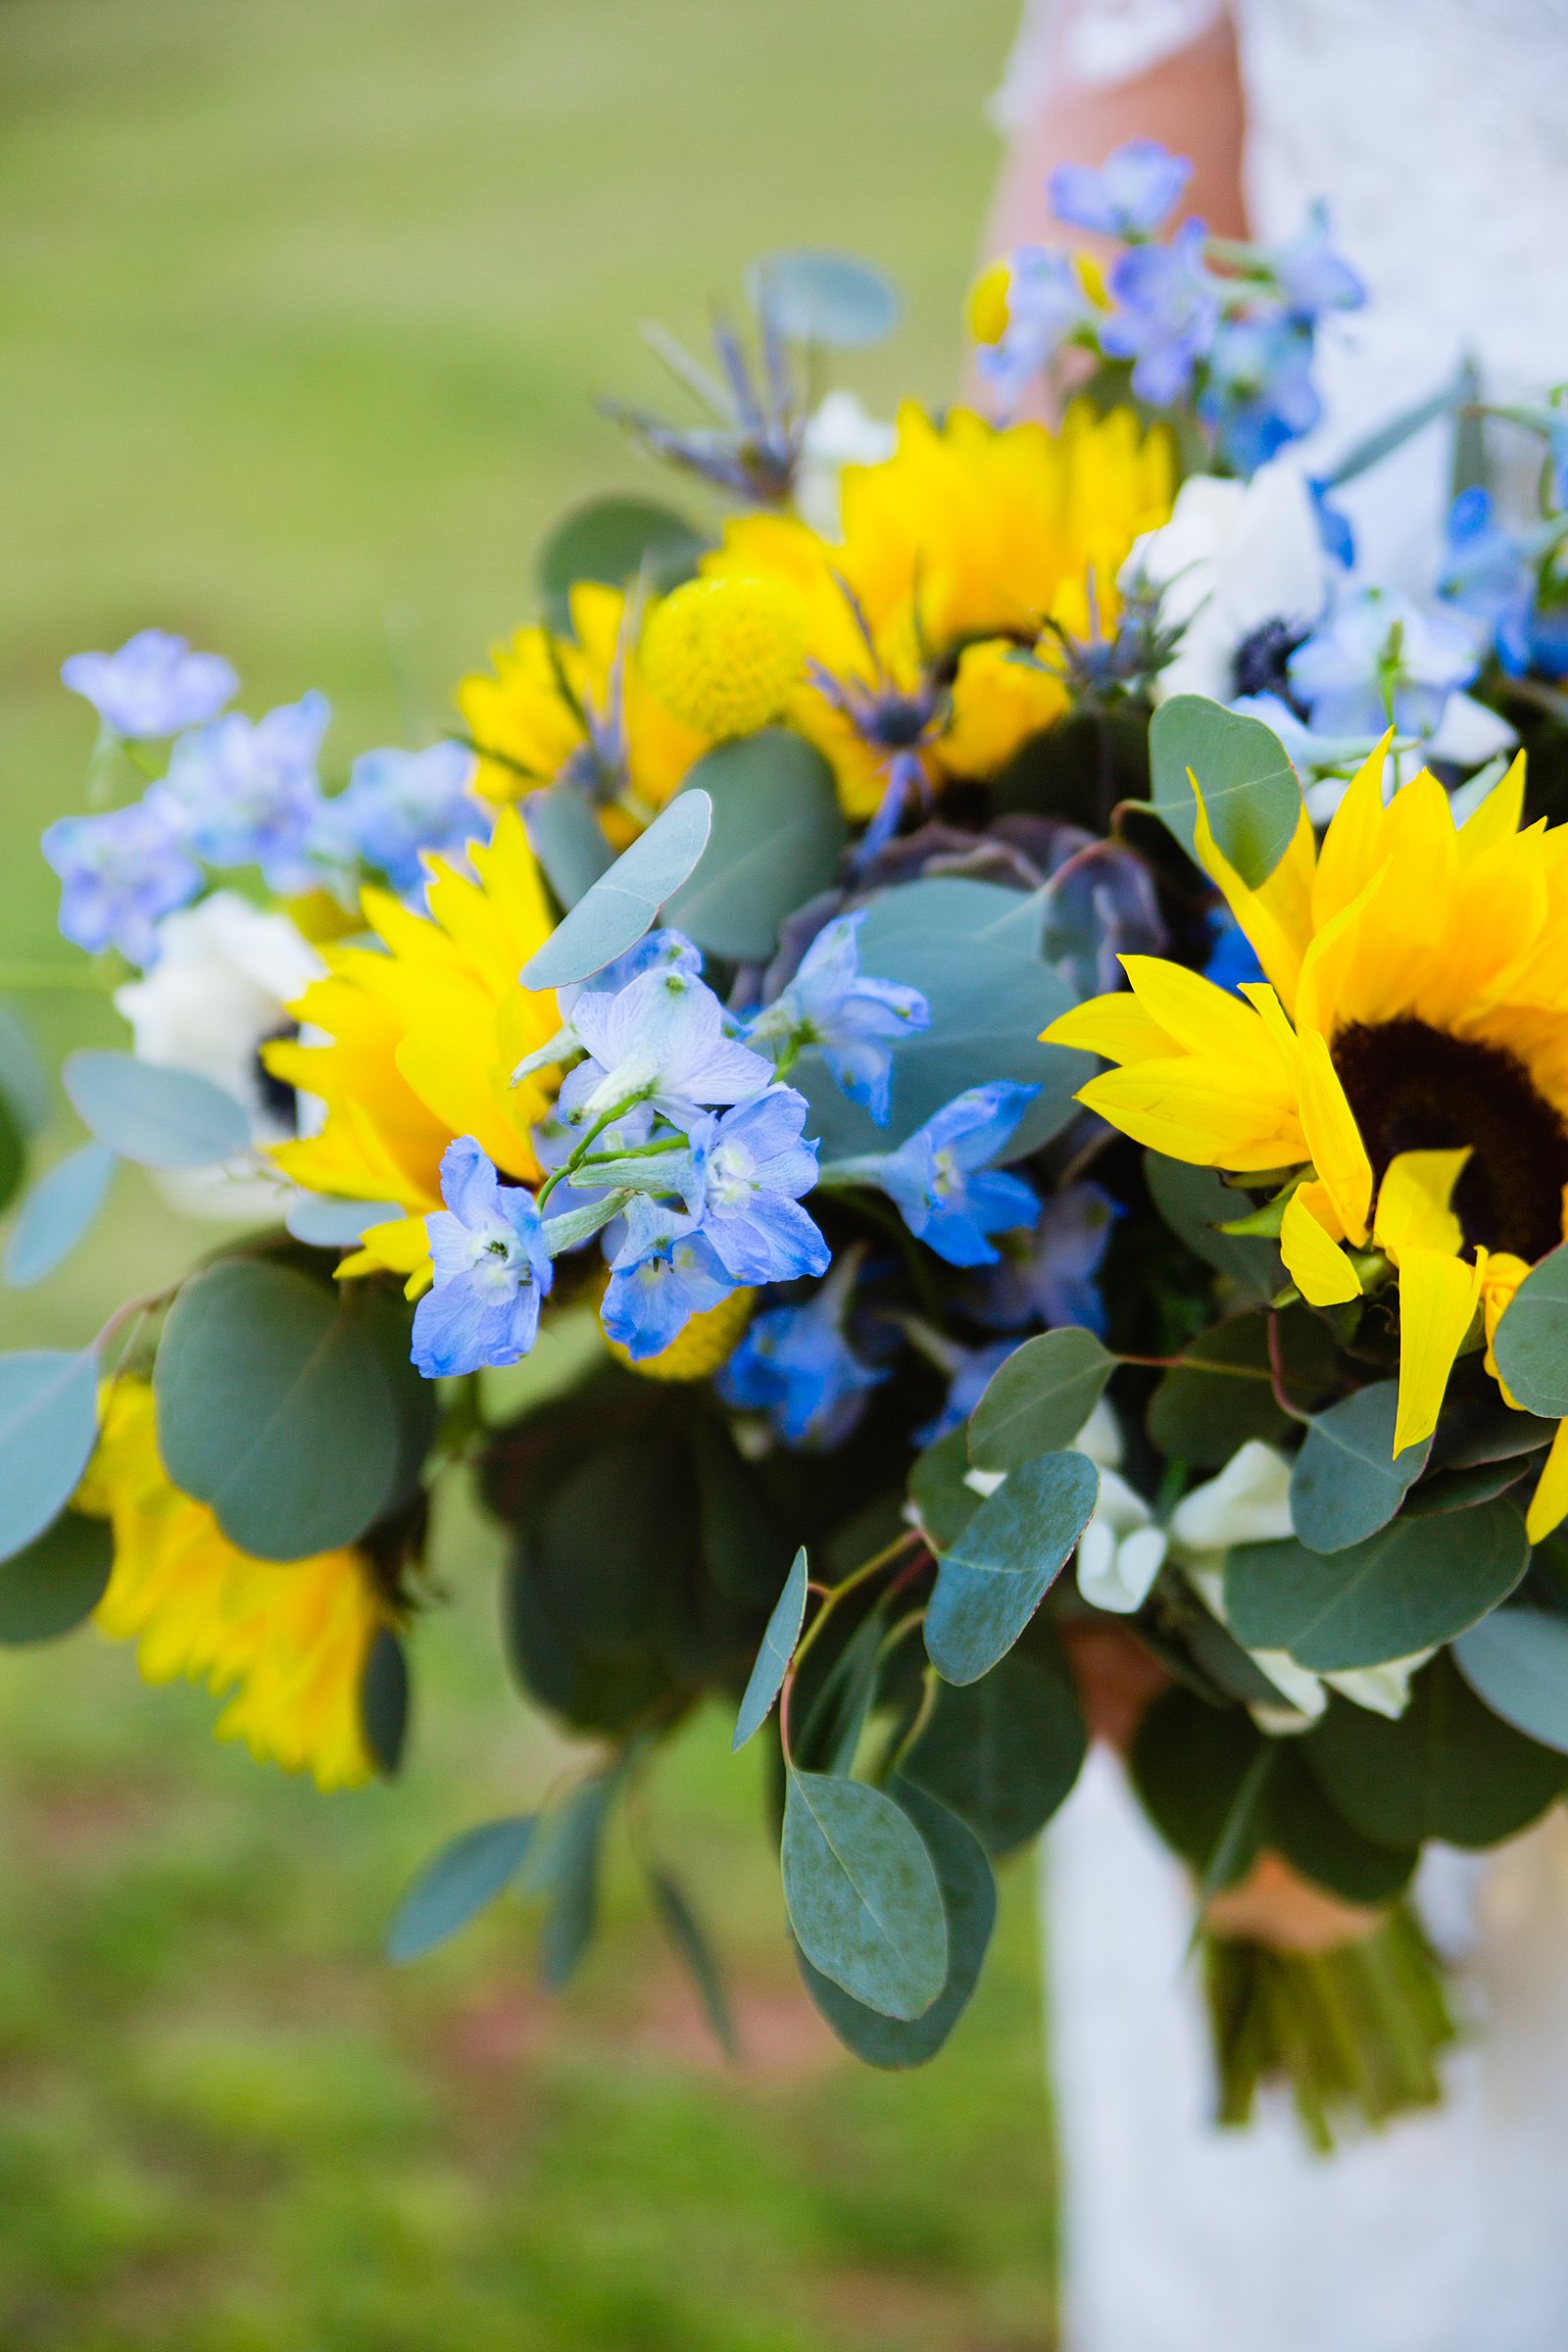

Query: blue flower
left=1101, top=220, right=1219, bottom=407
left=1203, top=907, right=1265, bottom=996
left=601, top=1198, right=734, bottom=1361
left=719, top=1257, right=886, bottom=1446
left=61, top=630, right=237, bottom=740
left=1049, top=139, right=1192, bottom=241
left=1440, top=488, right=1536, bottom=675
left=1308, top=480, right=1356, bottom=570
left=1198, top=316, right=1320, bottom=475
left=316, top=741, right=483, bottom=894
left=682, top=1086, right=829, bottom=1284
left=747, top=911, right=930, bottom=1125
left=974, top=248, right=1092, bottom=411
left=161, top=692, right=330, bottom=892
left=1287, top=586, right=1479, bottom=738
left=913, top=1340, right=1016, bottom=1449
left=558, top=962, right=773, bottom=1125
left=973, top=1182, right=1121, bottom=1335
left=852, top=1083, right=1041, bottom=1268
left=1269, top=203, right=1365, bottom=322
left=412, top=1136, right=554, bottom=1378
left=41, top=800, right=202, bottom=965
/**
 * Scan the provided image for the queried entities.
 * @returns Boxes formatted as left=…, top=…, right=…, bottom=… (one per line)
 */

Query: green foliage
left=386, top=1815, right=538, bottom=1962
left=523, top=783, right=615, bottom=910
left=6, top=1143, right=117, bottom=1289
left=965, top=1325, right=1114, bottom=1473
left=1142, top=1152, right=1283, bottom=1301
left=781, top=1769, right=947, bottom=2021
left=1226, top=1494, right=1531, bottom=1671
left=1145, top=694, right=1303, bottom=886
left=535, top=494, right=705, bottom=633
left=1147, top=1309, right=1335, bottom=1468
left=1290, top=1381, right=1430, bottom=1552
left=732, top=1547, right=808, bottom=1751
left=1492, top=1243, right=1568, bottom=1416
left=648, top=1864, right=739, bottom=2061
left=519, top=789, right=713, bottom=991
left=0, top=1088, right=26, bottom=1221
left=62, top=1050, right=249, bottom=1169
left=747, top=248, right=901, bottom=345
left=534, top=1768, right=623, bottom=1992
left=0, top=1006, right=49, bottom=1139
left=1262, top=1747, right=1417, bottom=1904
left=796, top=1782, right=994, bottom=2067
left=663, top=732, right=848, bottom=958
left=154, top=1261, right=420, bottom=1561
left=905, top=1633, right=1085, bottom=1855
left=0, top=1511, right=112, bottom=1645
left=0, top=1348, right=100, bottom=1565
left=906, top=1426, right=981, bottom=1550
left=924, top=1451, right=1099, bottom=1686
left=1303, top=1654, right=1568, bottom=1847
left=360, top=1627, right=410, bottom=1779
left=1453, top=1607, right=1568, bottom=1754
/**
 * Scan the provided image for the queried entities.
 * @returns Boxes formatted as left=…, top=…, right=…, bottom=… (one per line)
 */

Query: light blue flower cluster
left=719, top=1251, right=887, bottom=1446
left=1440, top=489, right=1568, bottom=682
left=744, top=912, right=930, bottom=1122
left=823, top=1082, right=1042, bottom=1268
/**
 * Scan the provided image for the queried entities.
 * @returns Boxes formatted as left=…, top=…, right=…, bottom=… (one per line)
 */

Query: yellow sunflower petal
left=1281, top=1188, right=1362, bottom=1305
left=1459, top=747, right=1528, bottom=859
left=1190, top=775, right=1317, bottom=1015
left=1373, top=1148, right=1470, bottom=1263
left=1526, top=1420, right=1568, bottom=1544
left=1040, top=991, right=1178, bottom=1063
left=1393, top=1247, right=1484, bottom=1458
left=1119, top=955, right=1288, bottom=1071
left=1296, top=1028, right=1373, bottom=1246
left=1077, top=1059, right=1303, bottom=1170
left=1310, top=730, right=1395, bottom=931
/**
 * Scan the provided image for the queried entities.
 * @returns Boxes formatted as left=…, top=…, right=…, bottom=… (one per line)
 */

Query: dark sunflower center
left=1332, top=1017, right=1568, bottom=1263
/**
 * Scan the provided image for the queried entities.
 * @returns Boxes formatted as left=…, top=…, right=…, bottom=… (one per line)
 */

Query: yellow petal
left=1393, top=1248, right=1484, bottom=1457
left=1281, top=1189, right=1362, bottom=1306
left=1119, top=955, right=1287, bottom=1071
left=1374, top=1148, right=1470, bottom=1263
left=1527, top=1420, right=1568, bottom=1544
left=1310, top=730, right=1394, bottom=930
left=1190, top=776, right=1316, bottom=1016
left=1077, top=1060, right=1303, bottom=1169
left=1458, top=747, right=1527, bottom=859
left=1040, top=990, right=1177, bottom=1063
left=1297, top=1028, right=1373, bottom=1246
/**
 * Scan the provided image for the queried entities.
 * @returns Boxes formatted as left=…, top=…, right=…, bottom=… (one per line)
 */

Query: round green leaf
left=283, top=1195, right=401, bottom=1250
left=662, top=733, right=848, bottom=960
left=387, top=1815, right=536, bottom=1962
left=1226, top=1495, right=1530, bottom=1671
left=1148, top=1312, right=1323, bottom=1469
left=796, top=1782, right=995, bottom=2067
left=905, top=1637, right=1086, bottom=1855
left=5, top=1142, right=116, bottom=1288
left=1130, top=1688, right=1264, bottom=1880
left=1454, top=1607, right=1568, bottom=1754
left=0, top=1348, right=100, bottom=1563
left=1493, top=1245, right=1568, bottom=1416
left=781, top=1769, right=947, bottom=2022
left=748, top=249, right=901, bottom=346
left=966, top=1326, right=1114, bottom=1473
left=0, top=1510, right=111, bottom=1644
left=907, top=1426, right=982, bottom=1552
left=154, top=1259, right=399, bottom=1560
left=535, top=496, right=704, bottom=632
left=63, top=1050, right=250, bottom=1169
left=732, top=1545, right=808, bottom=1751
left=1263, top=1746, right=1417, bottom=1904
left=1143, top=1152, right=1281, bottom=1300
left=518, top=790, right=713, bottom=992
left=522, top=783, right=614, bottom=910
left=925, top=1450, right=1100, bottom=1687
left=1147, top=694, right=1303, bottom=886
left=1290, top=1382, right=1431, bottom=1553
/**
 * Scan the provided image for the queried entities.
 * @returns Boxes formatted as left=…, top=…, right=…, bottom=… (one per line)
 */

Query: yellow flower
left=265, top=806, right=563, bottom=1293
left=77, top=1379, right=386, bottom=1791
left=966, top=259, right=1012, bottom=349
left=457, top=579, right=710, bottom=814
left=1045, top=742, right=1568, bottom=1537
left=640, top=574, right=807, bottom=739
left=702, top=401, right=1174, bottom=817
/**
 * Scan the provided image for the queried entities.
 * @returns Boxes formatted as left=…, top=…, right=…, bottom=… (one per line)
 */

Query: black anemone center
left=1231, top=618, right=1306, bottom=703
left=1331, top=1017, right=1568, bottom=1263
left=253, top=1022, right=300, bottom=1130
left=867, top=694, right=932, bottom=750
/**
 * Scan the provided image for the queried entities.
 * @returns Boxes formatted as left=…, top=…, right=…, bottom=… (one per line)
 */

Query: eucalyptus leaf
left=1144, top=1152, right=1282, bottom=1300
left=925, top=1449, right=1099, bottom=1687
left=907, top=1426, right=982, bottom=1551
left=0, top=1005, right=50, bottom=1136
left=662, top=733, right=848, bottom=959
left=732, top=1545, right=808, bottom=1750
left=0, top=1510, right=112, bottom=1644
left=522, top=783, right=614, bottom=910
left=361, top=1626, right=410, bottom=1777
left=650, top=1866, right=739, bottom=2061
left=0, top=1094, right=24, bottom=1220
left=0, top=1348, right=100, bottom=1564
left=1149, top=1309, right=1337, bottom=1469
left=1454, top=1608, right=1568, bottom=1754
left=386, top=1815, right=537, bottom=1962
left=1145, top=695, right=1303, bottom=887
left=905, top=1635, right=1086, bottom=1855
left=1263, top=1747, right=1417, bottom=1904
left=1290, top=1382, right=1430, bottom=1553
left=63, top=1050, right=250, bottom=1169
left=5, top=1143, right=116, bottom=1288
left=518, top=790, right=713, bottom=992
left=1493, top=1245, right=1568, bottom=1416
left=537, top=1769, right=619, bottom=1991
left=781, top=1769, right=947, bottom=2021
left=284, top=1194, right=402, bottom=1249
left=748, top=249, right=901, bottom=347
left=535, top=495, right=705, bottom=632
left=966, top=1326, right=1115, bottom=1473
left=1130, top=1688, right=1264, bottom=1886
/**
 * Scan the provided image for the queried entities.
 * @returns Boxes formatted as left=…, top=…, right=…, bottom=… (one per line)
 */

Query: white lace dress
left=995, top=7, right=1568, bottom=2346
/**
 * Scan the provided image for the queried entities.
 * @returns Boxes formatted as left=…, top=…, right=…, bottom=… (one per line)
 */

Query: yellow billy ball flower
left=966, top=259, right=1012, bottom=349
left=602, top=1283, right=758, bottom=1383
left=640, top=574, right=808, bottom=740
left=76, top=1379, right=387, bottom=1791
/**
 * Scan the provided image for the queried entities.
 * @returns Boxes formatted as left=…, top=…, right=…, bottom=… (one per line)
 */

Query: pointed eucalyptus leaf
left=0, top=1348, right=100, bottom=1563
left=284, top=1194, right=402, bottom=1249
left=795, top=1781, right=994, bottom=2067
left=650, top=1866, right=739, bottom=2061
left=1226, top=1496, right=1530, bottom=1671
left=522, top=783, right=615, bottom=909
left=535, top=495, right=705, bottom=632
left=0, top=1510, right=112, bottom=1644
left=155, top=1259, right=399, bottom=1560
left=662, top=733, right=848, bottom=959
left=518, top=790, right=713, bottom=992
left=732, top=1545, right=808, bottom=1750
left=386, top=1815, right=537, bottom=1962
left=748, top=249, right=901, bottom=347
left=0, top=1005, right=50, bottom=1136
left=966, top=1326, right=1114, bottom=1473
left=1290, top=1382, right=1430, bottom=1553
left=1144, top=1152, right=1282, bottom=1300
left=537, top=1768, right=621, bottom=1991
left=795, top=1603, right=886, bottom=1776
left=1146, top=695, right=1303, bottom=886
left=1453, top=1608, right=1568, bottom=1755
left=63, top=1050, right=250, bottom=1169
left=905, top=1635, right=1086, bottom=1855
left=5, top=1143, right=116, bottom=1288
left=781, top=1768, right=947, bottom=2021
left=361, top=1627, right=410, bottom=1778
left=1492, top=1246, right=1568, bottom=1416
left=925, top=1450, right=1100, bottom=1687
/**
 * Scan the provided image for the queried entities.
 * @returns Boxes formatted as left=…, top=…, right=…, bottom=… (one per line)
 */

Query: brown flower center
left=1331, top=1017, right=1568, bottom=1264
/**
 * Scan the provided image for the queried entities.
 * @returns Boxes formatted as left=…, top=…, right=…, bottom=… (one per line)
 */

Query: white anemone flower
left=794, top=392, right=897, bottom=536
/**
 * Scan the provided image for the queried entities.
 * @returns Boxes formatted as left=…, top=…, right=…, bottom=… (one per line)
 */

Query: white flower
left=1123, top=462, right=1331, bottom=708
left=1076, top=1468, right=1168, bottom=1614
left=1168, top=1438, right=1295, bottom=1552
left=794, top=392, right=897, bottom=536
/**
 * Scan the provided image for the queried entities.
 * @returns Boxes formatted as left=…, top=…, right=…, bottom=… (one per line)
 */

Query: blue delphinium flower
left=161, top=692, right=330, bottom=891
left=1440, top=488, right=1536, bottom=676
left=914, top=1339, right=1016, bottom=1448
left=61, top=630, right=238, bottom=740
left=842, top=1083, right=1041, bottom=1267
left=317, top=741, right=484, bottom=894
left=1049, top=139, right=1192, bottom=241
left=719, top=1256, right=886, bottom=1446
left=973, top=1182, right=1122, bottom=1335
left=682, top=1087, right=829, bottom=1283
left=747, top=911, right=930, bottom=1125
left=1202, top=906, right=1265, bottom=996
left=1287, top=586, right=1479, bottom=737
left=557, top=962, right=773, bottom=1124
left=1199, top=316, right=1320, bottom=475
left=1101, top=219, right=1219, bottom=406
left=974, top=248, right=1092, bottom=412
left=41, top=801, right=202, bottom=965
left=1269, top=203, right=1365, bottom=323
left=412, top=1135, right=554, bottom=1378
left=601, top=1198, right=734, bottom=1360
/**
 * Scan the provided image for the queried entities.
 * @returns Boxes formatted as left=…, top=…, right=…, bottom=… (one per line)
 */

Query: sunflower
left=1044, top=741, right=1568, bottom=1539
left=702, top=400, right=1174, bottom=817
left=265, top=806, right=562, bottom=1293
left=457, top=579, right=710, bottom=816
left=77, top=1379, right=387, bottom=1790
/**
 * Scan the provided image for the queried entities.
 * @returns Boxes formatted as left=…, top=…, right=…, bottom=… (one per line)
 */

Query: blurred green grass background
left=0, top=3, right=1060, bottom=2344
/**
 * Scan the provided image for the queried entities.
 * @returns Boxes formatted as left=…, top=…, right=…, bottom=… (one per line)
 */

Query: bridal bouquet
left=11, top=147, right=1568, bottom=2142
